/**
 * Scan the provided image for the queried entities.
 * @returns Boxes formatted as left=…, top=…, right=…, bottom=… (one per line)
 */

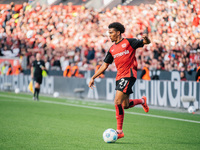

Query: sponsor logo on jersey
left=122, top=43, right=126, bottom=48
left=113, top=50, right=129, bottom=58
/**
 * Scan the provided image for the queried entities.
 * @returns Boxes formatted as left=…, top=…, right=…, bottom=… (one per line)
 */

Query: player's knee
left=114, top=98, right=122, bottom=105
left=123, top=105, right=129, bottom=109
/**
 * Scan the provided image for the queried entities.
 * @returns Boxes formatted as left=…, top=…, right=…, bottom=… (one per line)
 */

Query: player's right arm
left=89, top=50, right=114, bottom=89
left=89, top=62, right=109, bottom=89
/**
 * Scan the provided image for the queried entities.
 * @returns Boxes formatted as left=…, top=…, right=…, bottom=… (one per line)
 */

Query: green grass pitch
left=0, top=92, right=200, bottom=150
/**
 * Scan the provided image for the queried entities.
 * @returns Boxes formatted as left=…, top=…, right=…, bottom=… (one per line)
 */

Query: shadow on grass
left=114, top=141, right=134, bottom=144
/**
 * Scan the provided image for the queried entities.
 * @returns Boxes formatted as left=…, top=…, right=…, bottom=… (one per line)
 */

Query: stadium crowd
left=0, top=0, right=200, bottom=74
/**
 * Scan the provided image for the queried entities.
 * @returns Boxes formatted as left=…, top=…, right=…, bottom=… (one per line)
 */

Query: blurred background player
left=141, top=61, right=151, bottom=80
left=71, top=62, right=79, bottom=77
left=89, top=22, right=150, bottom=139
left=6, top=64, right=12, bottom=75
left=14, top=62, right=23, bottom=75
left=31, top=53, right=46, bottom=100
left=63, top=63, right=72, bottom=77
left=196, top=66, right=200, bottom=82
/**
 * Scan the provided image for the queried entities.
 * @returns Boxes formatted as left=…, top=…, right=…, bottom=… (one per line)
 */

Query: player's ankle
left=141, top=98, right=145, bottom=104
left=116, top=130, right=123, bottom=134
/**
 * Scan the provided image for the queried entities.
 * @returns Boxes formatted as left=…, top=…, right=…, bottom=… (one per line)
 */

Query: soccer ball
left=188, top=106, right=196, bottom=113
left=15, top=88, right=20, bottom=94
left=103, top=128, right=118, bottom=143
left=53, top=92, right=59, bottom=98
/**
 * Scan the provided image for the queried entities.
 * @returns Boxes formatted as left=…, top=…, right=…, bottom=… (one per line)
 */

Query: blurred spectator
left=180, top=71, right=187, bottom=81
left=14, top=62, right=23, bottom=75
left=44, top=56, right=50, bottom=70
left=0, top=63, right=7, bottom=75
left=52, top=56, right=61, bottom=70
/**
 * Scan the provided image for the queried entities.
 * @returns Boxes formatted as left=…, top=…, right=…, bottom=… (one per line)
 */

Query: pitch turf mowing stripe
left=0, top=94, right=200, bottom=124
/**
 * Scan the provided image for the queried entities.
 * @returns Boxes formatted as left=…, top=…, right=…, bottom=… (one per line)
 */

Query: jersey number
left=119, top=78, right=128, bottom=89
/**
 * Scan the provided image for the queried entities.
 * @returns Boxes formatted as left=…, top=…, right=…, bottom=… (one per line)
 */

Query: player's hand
left=40, top=65, right=45, bottom=70
left=88, top=78, right=95, bottom=89
left=143, top=35, right=151, bottom=44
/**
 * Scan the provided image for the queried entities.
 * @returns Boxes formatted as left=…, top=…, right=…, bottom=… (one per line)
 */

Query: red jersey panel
left=104, top=38, right=144, bottom=81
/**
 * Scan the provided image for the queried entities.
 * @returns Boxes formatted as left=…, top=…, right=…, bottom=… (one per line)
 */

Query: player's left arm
left=89, top=62, right=109, bottom=89
left=40, top=61, right=46, bottom=70
left=142, top=35, right=151, bottom=45
left=127, top=37, right=150, bottom=50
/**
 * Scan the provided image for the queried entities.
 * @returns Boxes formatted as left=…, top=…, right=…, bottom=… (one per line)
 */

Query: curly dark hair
left=108, top=22, right=125, bottom=34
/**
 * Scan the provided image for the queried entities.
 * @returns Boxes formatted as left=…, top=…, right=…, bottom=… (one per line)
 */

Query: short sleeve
left=104, top=51, right=114, bottom=64
left=41, top=60, right=45, bottom=67
left=127, top=38, right=144, bottom=50
left=32, top=61, right=35, bottom=67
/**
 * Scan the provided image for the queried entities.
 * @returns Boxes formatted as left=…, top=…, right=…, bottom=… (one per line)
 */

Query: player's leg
left=121, top=77, right=149, bottom=112
left=34, top=82, right=40, bottom=100
left=37, top=76, right=42, bottom=100
left=123, top=96, right=149, bottom=112
left=36, top=83, right=40, bottom=100
left=33, top=78, right=36, bottom=100
left=114, top=90, right=128, bottom=139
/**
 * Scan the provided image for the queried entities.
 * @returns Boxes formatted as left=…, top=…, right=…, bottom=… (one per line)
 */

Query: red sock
left=115, top=104, right=124, bottom=131
left=128, top=99, right=143, bottom=109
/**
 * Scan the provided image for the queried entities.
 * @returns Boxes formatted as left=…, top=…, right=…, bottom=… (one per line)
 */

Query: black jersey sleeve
left=127, top=38, right=144, bottom=50
left=104, top=51, right=114, bottom=64
left=32, top=60, right=36, bottom=67
left=41, top=60, right=45, bottom=67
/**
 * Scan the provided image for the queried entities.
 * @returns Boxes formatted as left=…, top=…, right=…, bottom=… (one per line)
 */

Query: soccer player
left=88, top=22, right=150, bottom=139
left=31, top=53, right=46, bottom=100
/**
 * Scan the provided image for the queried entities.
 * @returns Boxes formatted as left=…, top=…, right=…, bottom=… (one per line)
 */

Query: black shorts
left=115, top=77, right=136, bottom=95
left=34, top=76, right=43, bottom=84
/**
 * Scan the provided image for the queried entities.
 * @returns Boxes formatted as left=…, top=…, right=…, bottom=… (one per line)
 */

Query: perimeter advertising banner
left=0, top=75, right=199, bottom=109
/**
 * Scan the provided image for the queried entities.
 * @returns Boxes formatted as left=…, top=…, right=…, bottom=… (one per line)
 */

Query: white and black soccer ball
left=103, top=128, right=118, bottom=143
left=188, top=106, right=196, bottom=113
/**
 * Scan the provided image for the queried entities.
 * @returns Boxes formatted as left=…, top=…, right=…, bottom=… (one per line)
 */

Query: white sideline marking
left=0, top=94, right=200, bottom=124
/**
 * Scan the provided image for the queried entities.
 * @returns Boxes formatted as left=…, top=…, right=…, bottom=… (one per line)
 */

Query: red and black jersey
left=104, top=38, right=144, bottom=80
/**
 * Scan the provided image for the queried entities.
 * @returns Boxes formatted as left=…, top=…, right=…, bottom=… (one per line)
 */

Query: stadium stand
left=0, top=0, right=199, bottom=74
left=0, top=0, right=27, bottom=4
left=61, top=0, right=88, bottom=5
left=122, top=0, right=156, bottom=6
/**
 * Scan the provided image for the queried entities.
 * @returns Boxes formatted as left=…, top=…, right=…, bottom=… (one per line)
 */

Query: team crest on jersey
left=122, top=43, right=126, bottom=48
